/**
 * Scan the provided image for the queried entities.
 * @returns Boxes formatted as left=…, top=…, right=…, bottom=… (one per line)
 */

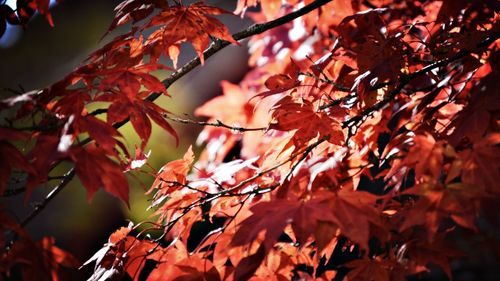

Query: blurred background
left=0, top=0, right=251, bottom=279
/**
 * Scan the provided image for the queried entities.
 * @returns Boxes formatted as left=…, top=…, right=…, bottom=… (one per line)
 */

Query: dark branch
left=164, top=115, right=268, bottom=132
left=20, top=169, right=75, bottom=227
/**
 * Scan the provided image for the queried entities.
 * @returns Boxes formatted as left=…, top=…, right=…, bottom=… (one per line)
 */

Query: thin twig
left=164, top=115, right=268, bottom=132
left=223, top=138, right=325, bottom=198
left=20, top=169, right=75, bottom=227
left=157, top=136, right=327, bottom=227
left=206, top=137, right=326, bottom=199
left=158, top=179, right=214, bottom=196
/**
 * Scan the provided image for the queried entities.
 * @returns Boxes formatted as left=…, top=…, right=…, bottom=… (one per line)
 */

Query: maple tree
left=1, top=0, right=499, bottom=280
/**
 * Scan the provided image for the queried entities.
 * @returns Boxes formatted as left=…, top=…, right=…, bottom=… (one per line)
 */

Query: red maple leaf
left=145, top=2, right=239, bottom=65
left=269, top=96, right=344, bottom=149
left=71, top=145, right=129, bottom=205
left=149, top=146, right=195, bottom=195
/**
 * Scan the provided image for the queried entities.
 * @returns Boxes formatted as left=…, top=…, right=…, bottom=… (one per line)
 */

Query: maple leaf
left=50, top=90, right=91, bottom=117
left=3, top=1, right=499, bottom=280
left=404, top=235, right=463, bottom=279
left=231, top=195, right=339, bottom=278
left=269, top=96, right=344, bottom=149
left=0, top=128, right=35, bottom=195
left=173, top=257, right=222, bottom=281
left=0, top=141, right=34, bottom=195
left=331, top=188, right=382, bottom=250
left=398, top=183, right=481, bottom=238
left=145, top=2, right=239, bottom=65
left=436, top=0, right=498, bottom=22
left=123, top=239, right=159, bottom=281
left=231, top=200, right=298, bottom=250
left=460, top=133, right=500, bottom=195
left=83, top=226, right=134, bottom=281
left=233, top=244, right=267, bottom=281
left=346, top=258, right=392, bottom=281
left=125, top=146, right=151, bottom=171
left=97, top=63, right=169, bottom=96
left=404, top=133, right=444, bottom=181
left=24, top=133, right=68, bottom=200
left=307, top=147, right=348, bottom=190
left=447, top=69, right=499, bottom=146
left=435, top=184, right=481, bottom=231
left=195, top=81, right=254, bottom=124
left=195, top=156, right=259, bottom=190
left=72, top=145, right=129, bottom=205
left=235, top=0, right=282, bottom=20
left=38, top=237, right=80, bottom=281
left=83, top=34, right=144, bottom=67
left=254, top=60, right=301, bottom=99
left=107, top=0, right=168, bottom=33
left=100, top=89, right=178, bottom=147
left=149, top=145, right=195, bottom=193
left=73, top=115, right=122, bottom=156
left=1, top=230, right=78, bottom=281
left=385, top=132, right=445, bottom=186
left=291, top=195, right=338, bottom=247
left=338, top=9, right=405, bottom=99
left=146, top=250, right=221, bottom=281
left=135, top=98, right=179, bottom=147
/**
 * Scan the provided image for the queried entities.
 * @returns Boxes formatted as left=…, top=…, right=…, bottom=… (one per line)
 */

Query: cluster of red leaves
left=82, top=0, right=500, bottom=279
left=0, top=0, right=241, bottom=203
left=0, top=0, right=240, bottom=278
left=0, top=0, right=58, bottom=38
left=0, top=207, right=79, bottom=281
left=1, top=0, right=499, bottom=280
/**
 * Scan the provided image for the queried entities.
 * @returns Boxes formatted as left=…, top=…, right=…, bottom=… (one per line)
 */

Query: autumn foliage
left=1, top=0, right=499, bottom=280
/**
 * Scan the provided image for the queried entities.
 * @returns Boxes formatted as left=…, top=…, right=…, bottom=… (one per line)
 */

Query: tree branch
left=20, top=168, right=75, bottom=227
left=164, top=115, right=268, bottom=132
